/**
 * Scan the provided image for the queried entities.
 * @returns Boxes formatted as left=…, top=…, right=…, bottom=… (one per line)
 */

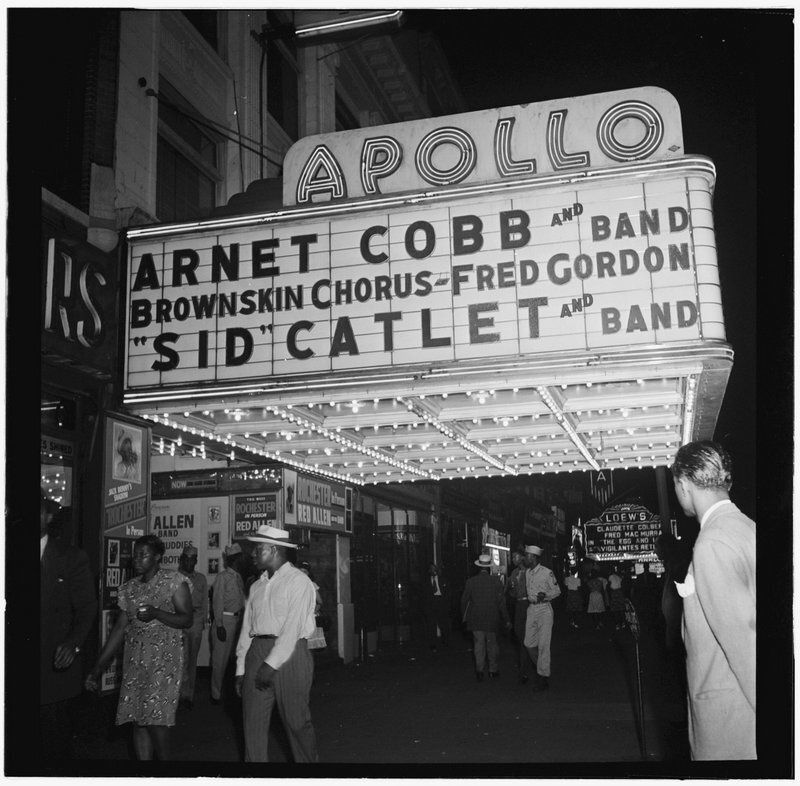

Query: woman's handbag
left=307, top=625, right=327, bottom=650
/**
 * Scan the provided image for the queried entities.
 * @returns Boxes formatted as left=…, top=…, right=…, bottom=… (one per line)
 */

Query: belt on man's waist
left=529, top=600, right=551, bottom=605
left=252, top=633, right=277, bottom=639
left=223, top=610, right=241, bottom=616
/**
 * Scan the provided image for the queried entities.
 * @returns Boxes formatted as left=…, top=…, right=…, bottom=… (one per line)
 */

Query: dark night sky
left=402, top=8, right=794, bottom=521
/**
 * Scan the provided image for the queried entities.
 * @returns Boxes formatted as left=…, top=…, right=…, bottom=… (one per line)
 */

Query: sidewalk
left=68, top=609, right=688, bottom=768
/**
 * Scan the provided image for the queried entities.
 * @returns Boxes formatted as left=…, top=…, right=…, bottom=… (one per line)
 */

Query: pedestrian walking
left=671, top=441, right=755, bottom=760
left=506, top=549, right=530, bottom=682
left=85, top=534, right=193, bottom=760
left=607, top=565, right=626, bottom=630
left=422, top=563, right=452, bottom=651
left=178, top=544, right=208, bottom=710
left=586, top=571, right=606, bottom=630
left=235, top=525, right=318, bottom=763
left=522, top=545, right=561, bottom=691
left=40, top=494, right=97, bottom=763
left=210, top=543, right=246, bottom=704
left=564, top=571, right=583, bottom=629
left=461, top=553, right=511, bottom=681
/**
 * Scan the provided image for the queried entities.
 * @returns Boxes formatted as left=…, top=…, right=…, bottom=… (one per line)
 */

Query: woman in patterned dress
left=86, top=535, right=192, bottom=760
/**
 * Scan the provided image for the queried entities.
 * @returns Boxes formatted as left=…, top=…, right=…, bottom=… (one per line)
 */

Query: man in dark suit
left=40, top=494, right=97, bottom=762
left=421, top=563, right=451, bottom=651
left=461, top=554, right=511, bottom=681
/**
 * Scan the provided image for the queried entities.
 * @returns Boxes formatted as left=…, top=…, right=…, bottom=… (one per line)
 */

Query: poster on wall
left=99, top=413, right=150, bottom=695
left=100, top=609, right=122, bottom=693
left=103, top=413, right=150, bottom=539
left=150, top=496, right=229, bottom=571
left=283, top=469, right=297, bottom=526
left=232, top=494, right=278, bottom=538
left=292, top=472, right=350, bottom=534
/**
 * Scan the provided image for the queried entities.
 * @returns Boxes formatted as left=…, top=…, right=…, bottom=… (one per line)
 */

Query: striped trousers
left=242, top=637, right=318, bottom=762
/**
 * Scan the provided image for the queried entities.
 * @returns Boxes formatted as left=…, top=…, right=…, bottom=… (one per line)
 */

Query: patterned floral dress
left=116, top=569, right=189, bottom=727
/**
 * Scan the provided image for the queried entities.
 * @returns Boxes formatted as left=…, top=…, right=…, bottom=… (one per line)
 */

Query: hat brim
left=244, top=535, right=298, bottom=548
left=475, top=559, right=491, bottom=567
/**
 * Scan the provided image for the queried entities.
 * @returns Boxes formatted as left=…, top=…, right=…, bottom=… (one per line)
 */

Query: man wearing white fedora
left=523, top=545, right=561, bottom=691
left=234, top=525, right=318, bottom=762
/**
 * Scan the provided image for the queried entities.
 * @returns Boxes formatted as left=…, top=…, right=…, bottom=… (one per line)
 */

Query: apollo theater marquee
left=122, top=87, right=731, bottom=487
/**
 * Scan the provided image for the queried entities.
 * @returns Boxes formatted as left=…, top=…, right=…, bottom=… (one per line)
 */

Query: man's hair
left=670, top=440, right=733, bottom=491
left=134, top=534, right=166, bottom=556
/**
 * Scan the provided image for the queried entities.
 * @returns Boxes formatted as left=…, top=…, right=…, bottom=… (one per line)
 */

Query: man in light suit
left=671, top=441, right=755, bottom=760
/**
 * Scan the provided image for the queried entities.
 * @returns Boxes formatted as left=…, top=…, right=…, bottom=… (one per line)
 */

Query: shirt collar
left=700, top=499, right=733, bottom=528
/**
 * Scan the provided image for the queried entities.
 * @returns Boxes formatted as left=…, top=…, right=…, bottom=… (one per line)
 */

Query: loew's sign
left=584, top=503, right=662, bottom=561
left=124, top=170, right=723, bottom=391
left=282, top=87, right=683, bottom=205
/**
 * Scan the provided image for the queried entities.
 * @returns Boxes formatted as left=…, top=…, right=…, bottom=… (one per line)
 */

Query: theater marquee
left=123, top=87, right=731, bottom=484
left=124, top=171, right=722, bottom=389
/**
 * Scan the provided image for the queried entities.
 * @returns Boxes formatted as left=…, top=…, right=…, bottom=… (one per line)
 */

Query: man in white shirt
left=235, top=525, right=318, bottom=762
left=671, top=440, right=755, bottom=760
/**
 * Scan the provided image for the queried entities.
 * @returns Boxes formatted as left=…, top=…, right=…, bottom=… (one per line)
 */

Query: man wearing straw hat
left=210, top=543, right=246, bottom=704
left=461, top=553, right=511, bottom=682
left=523, top=545, right=561, bottom=692
left=235, top=525, right=318, bottom=762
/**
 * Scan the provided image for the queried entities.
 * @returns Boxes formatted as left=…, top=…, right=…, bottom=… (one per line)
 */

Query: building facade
left=32, top=8, right=465, bottom=663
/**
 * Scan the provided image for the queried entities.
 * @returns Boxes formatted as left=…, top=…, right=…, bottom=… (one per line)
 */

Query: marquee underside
left=126, top=342, right=731, bottom=487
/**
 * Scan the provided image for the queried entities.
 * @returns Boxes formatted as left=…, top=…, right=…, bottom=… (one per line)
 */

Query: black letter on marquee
left=172, top=250, right=199, bottom=287
left=374, top=312, right=402, bottom=351
left=291, top=234, right=318, bottom=273
left=405, top=221, right=435, bottom=260
left=330, top=317, right=360, bottom=357
left=252, top=239, right=280, bottom=278
left=212, top=244, right=240, bottom=282
left=287, top=321, right=314, bottom=359
left=225, top=327, right=253, bottom=366
left=452, top=215, right=484, bottom=255
left=500, top=210, right=531, bottom=249
left=360, top=226, right=388, bottom=264
left=132, top=253, right=160, bottom=291
left=518, top=297, right=548, bottom=339
left=152, top=333, right=180, bottom=371
left=468, top=302, right=500, bottom=344
left=422, top=309, right=451, bottom=347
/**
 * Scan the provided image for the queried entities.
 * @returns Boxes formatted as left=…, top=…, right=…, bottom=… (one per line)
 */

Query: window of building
left=156, top=79, right=221, bottom=223
left=266, top=11, right=299, bottom=140
left=181, top=10, right=218, bottom=52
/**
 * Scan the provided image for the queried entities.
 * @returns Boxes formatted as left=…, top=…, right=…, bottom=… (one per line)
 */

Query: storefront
left=118, top=86, right=731, bottom=660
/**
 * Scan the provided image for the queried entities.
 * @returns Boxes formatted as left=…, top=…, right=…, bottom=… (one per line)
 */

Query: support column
left=655, top=465, right=672, bottom=535
left=336, top=533, right=354, bottom=663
